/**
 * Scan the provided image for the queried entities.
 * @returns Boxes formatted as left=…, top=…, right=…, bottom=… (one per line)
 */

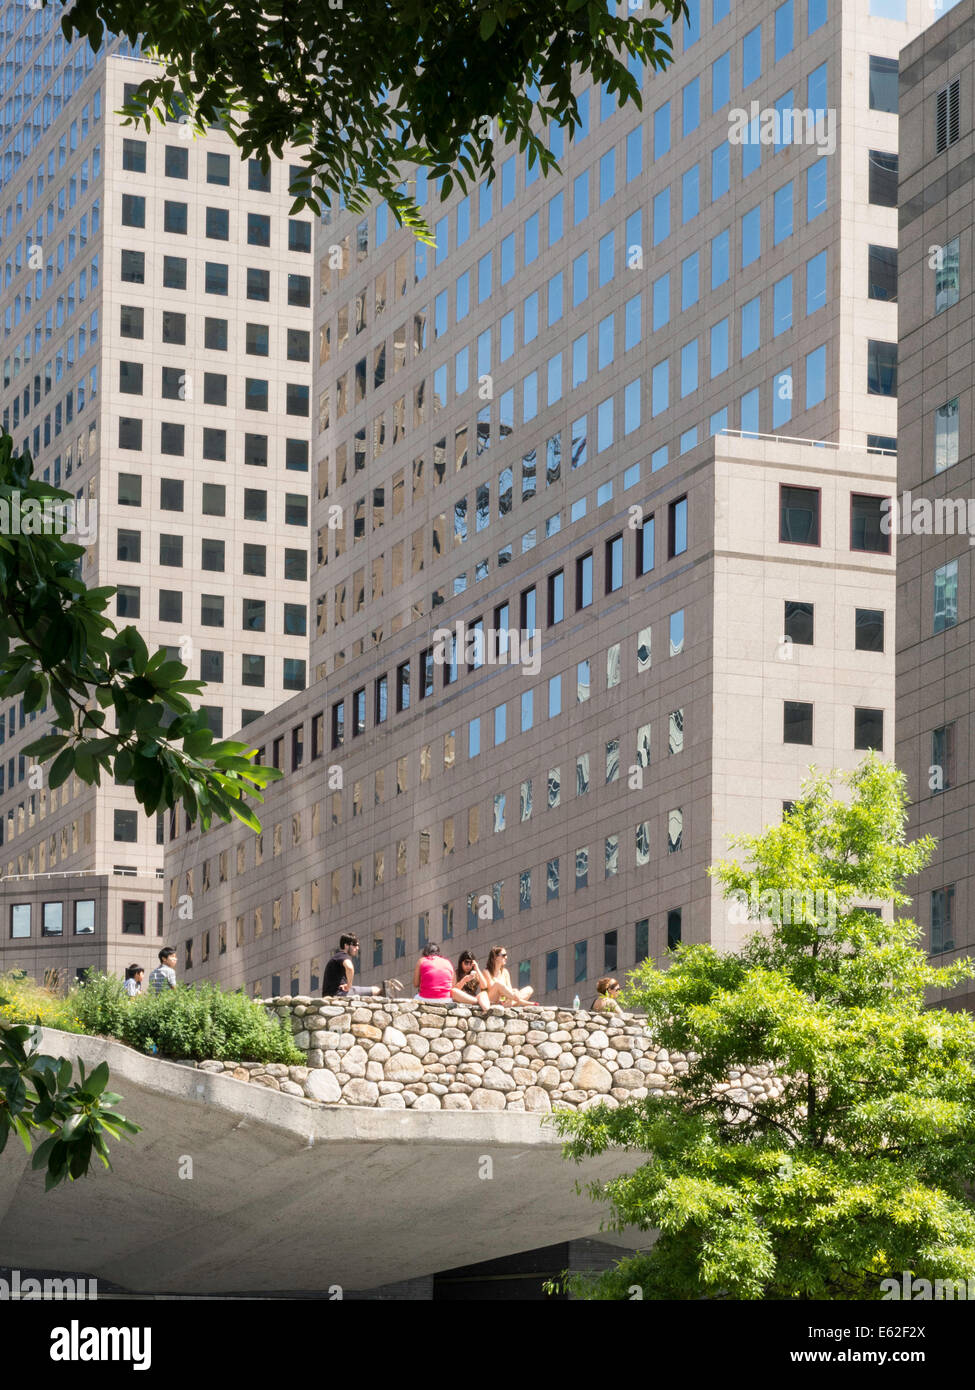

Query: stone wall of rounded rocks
left=190, top=996, right=782, bottom=1112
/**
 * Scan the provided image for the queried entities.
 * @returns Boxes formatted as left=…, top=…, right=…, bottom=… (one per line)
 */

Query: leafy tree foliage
left=62, top=0, right=687, bottom=229
left=0, top=439, right=280, bottom=831
left=553, top=756, right=975, bottom=1299
left=0, top=1007, right=140, bottom=1190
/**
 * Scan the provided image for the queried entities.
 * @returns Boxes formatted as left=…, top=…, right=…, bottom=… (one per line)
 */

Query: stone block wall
left=188, top=997, right=782, bottom=1113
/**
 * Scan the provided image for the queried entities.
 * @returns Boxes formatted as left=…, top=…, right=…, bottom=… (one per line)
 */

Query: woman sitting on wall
left=482, top=946, right=536, bottom=1007
left=591, top=976, right=624, bottom=1015
left=454, top=950, right=493, bottom=1014
left=412, top=942, right=458, bottom=1003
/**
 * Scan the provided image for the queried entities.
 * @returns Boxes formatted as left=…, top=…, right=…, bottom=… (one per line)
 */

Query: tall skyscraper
left=0, top=3, right=312, bottom=981
left=896, top=0, right=974, bottom=1013
left=160, top=0, right=953, bottom=1008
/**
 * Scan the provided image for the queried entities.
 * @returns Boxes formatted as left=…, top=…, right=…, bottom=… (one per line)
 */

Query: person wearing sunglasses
left=483, top=945, right=535, bottom=1006
left=591, top=976, right=624, bottom=1015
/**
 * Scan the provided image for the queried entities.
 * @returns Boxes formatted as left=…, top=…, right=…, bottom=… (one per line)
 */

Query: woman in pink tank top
left=413, top=943, right=456, bottom=1000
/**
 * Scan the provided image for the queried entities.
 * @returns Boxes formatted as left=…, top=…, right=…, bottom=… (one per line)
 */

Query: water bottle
left=572, top=994, right=580, bottom=1010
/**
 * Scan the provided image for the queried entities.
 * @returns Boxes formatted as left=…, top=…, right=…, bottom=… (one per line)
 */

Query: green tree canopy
left=62, top=0, right=687, bottom=230
left=554, top=756, right=975, bottom=1299
left=0, top=439, right=280, bottom=831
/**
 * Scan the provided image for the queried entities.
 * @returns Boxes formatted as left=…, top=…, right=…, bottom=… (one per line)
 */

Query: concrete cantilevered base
left=0, top=1029, right=647, bottom=1295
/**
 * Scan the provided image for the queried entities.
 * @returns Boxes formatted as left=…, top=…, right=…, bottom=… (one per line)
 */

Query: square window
left=855, top=608, right=884, bottom=652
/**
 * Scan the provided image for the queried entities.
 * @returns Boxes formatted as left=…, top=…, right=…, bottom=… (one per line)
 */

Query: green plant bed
left=1, top=971, right=302, bottom=1065
left=0, top=971, right=84, bottom=1033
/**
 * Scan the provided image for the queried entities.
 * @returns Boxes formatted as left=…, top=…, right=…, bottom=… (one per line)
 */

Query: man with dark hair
left=322, top=934, right=401, bottom=998
left=148, top=947, right=178, bottom=995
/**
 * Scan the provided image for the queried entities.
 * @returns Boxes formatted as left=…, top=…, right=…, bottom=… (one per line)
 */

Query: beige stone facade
left=162, top=0, right=921, bottom=1004
left=0, top=37, right=310, bottom=982
left=897, top=0, right=975, bottom=1012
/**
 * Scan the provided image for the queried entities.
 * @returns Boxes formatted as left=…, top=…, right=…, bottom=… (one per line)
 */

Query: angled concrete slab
left=0, top=1029, right=645, bottom=1294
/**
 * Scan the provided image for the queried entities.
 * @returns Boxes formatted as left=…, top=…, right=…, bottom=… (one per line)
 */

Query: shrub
left=70, top=970, right=131, bottom=1043
left=69, top=973, right=302, bottom=1063
left=0, top=970, right=83, bottom=1033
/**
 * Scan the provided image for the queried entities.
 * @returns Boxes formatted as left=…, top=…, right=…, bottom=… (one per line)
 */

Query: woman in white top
left=483, top=946, right=535, bottom=1006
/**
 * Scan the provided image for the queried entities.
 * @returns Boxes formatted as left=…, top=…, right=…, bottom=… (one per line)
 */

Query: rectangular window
left=868, top=245, right=897, bottom=303
left=933, top=560, right=958, bottom=634
left=668, top=497, right=688, bottom=558
left=784, top=601, right=814, bottom=646
left=931, top=723, right=956, bottom=793
left=780, top=486, right=820, bottom=545
left=934, top=237, right=960, bottom=314
left=931, top=886, right=956, bottom=955
left=576, top=553, right=593, bottom=610
left=868, top=151, right=897, bottom=207
left=936, top=79, right=960, bottom=154
left=935, top=399, right=960, bottom=474
left=784, top=700, right=813, bottom=745
left=850, top=494, right=891, bottom=554
left=869, top=56, right=898, bottom=113
left=854, top=707, right=884, bottom=752
left=867, top=340, right=897, bottom=397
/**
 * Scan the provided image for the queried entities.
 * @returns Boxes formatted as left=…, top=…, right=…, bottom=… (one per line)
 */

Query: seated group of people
left=322, top=934, right=625, bottom=1016
left=414, top=943, right=534, bottom=1013
left=414, top=944, right=627, bottom=1017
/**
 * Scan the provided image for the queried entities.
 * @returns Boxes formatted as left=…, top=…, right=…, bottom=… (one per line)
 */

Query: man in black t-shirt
left=322, top=934, right=402, bottom=998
